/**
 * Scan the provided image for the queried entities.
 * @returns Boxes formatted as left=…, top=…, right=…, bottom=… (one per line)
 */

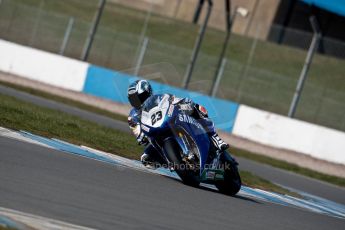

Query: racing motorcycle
left=140, top=94, right=241, bottom=195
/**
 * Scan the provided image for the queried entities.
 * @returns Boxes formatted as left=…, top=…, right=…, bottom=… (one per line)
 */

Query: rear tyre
left=163, top=138, right=200, bottom=187
left=215, top=151, right=241, bottom=195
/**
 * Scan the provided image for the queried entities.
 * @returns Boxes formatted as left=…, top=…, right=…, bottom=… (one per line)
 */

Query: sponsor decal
left=141, top=124, right=150, bottom=132
left=179, top=104, right=192, bottom=111
left=198, top=105, right=208, bottom=116
left=141, top=112, right=149, bottom=120
left=206, top=171, right=215, bottom=180
left=215, top=173, right=224, bottom=180
left=178, top=114, right=202, bottom=129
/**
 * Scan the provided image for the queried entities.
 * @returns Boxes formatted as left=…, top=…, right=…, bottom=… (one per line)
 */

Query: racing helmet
left=127, top=80, right=153, bottom=109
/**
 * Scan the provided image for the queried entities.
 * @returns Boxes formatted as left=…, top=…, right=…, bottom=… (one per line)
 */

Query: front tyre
left=215, top=151, right=241, bottom=195
left=163, top=138, right=200, bottom=187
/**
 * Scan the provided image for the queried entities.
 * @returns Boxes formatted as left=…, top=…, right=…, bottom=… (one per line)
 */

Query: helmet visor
left=128, top=90, right=151, bottom=109
left=128, top=93, right=142, bottom=109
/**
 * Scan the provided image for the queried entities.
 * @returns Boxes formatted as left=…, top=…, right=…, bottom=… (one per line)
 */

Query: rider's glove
left=131, top=124, right=149, bottom=146
left=128, top=116, right=137, bottom=128
left=136, top=131, right=149, bottom=146
left=194, top=104, right=208, bottom=118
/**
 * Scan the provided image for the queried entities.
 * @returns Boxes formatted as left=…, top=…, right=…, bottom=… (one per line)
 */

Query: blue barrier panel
left=301, top=0, right=345, bottom=17
left=84, top=65, right=239, bottom=132
left=83, top=65, right=136, bottom=104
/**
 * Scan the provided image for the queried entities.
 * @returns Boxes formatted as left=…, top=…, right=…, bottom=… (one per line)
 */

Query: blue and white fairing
left=140, top=94, right=211, bottom=174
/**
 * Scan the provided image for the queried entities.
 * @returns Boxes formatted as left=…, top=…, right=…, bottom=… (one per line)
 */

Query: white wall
left=233, top=105, right=345, bottom=165
left=0, top=39, right=88, bottom=91
left=1, top=39, right=345, bottom=165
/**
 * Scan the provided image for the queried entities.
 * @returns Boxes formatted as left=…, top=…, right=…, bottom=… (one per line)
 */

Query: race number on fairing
left=151, top=111, right=162, bottom=125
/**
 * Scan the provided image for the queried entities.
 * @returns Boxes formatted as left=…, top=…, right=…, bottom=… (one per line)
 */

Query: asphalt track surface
left=1, top=137, right=345, bottom=230
left=1, top=84, right=345, bottom=229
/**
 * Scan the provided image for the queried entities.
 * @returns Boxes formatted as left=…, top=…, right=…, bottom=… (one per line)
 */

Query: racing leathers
left=127, top=94, right=229, bottom=167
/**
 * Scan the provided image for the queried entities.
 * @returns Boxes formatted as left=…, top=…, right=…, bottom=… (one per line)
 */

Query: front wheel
left=215, top=151, right=241, bottom=195
left=163, top=138, right=200, bottom=187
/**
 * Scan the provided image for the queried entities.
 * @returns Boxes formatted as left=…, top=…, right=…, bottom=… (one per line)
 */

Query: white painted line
left=0, top=207, right=95, bottom=230
left=79, top=145, right=176, bottom=177
left=0, top=127, right=52, bottom=148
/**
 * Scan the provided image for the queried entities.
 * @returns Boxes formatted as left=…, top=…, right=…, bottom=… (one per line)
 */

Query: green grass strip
left=239, top=171, right=300, bottom=197
left=0, top=80, right=127, bottom=122
left=0, top=93, right=142, bottom=159
left=233, top=148, right=345, bottom=188
left=0, top=226, right=17, bottom=230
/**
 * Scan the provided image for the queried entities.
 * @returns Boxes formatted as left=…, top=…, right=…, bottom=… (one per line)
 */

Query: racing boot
left=141, top=153, right=159, bottom=169
left=211, top=133, right=229, bottom=151
left=140, top=146, right=166, bottom=169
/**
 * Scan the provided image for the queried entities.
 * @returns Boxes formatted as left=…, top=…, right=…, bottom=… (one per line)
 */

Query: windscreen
left=142, top=95, right=163, bottom=112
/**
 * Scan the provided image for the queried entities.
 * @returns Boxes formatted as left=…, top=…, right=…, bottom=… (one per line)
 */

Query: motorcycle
left=140, top=94, right=241, bottom=195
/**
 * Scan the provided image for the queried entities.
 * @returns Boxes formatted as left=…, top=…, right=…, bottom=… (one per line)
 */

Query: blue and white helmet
left=127, top=80, right=153, bottom=109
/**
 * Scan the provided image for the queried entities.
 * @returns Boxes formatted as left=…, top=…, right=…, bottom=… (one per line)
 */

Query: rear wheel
left=215, top=151, right=241, bottom=195
left=163, top=138, right=200, bottom=187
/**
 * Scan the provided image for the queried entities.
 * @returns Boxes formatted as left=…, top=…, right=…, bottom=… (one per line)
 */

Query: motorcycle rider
left=127, top=79, right=229, bottom=167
